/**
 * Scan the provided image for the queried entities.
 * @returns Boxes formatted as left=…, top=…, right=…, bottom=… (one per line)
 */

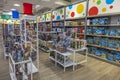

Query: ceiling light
left=3, top=11, right=12, bottom=15
left=55, top=1, right=67, bottom=5
left=14, top=4, right=20, bottom=7
left=43, top=0, right=50, bottom=1
left=11, top=8, right=16, bottom=11
left=35, top=5, right=40, bottom=8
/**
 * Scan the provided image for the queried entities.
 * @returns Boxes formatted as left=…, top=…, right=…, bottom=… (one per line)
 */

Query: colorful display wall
left=88, top=0, right=120, bottom=16
left=52, top=8, right=64, bottom=21
left=41, top=14, right=45, bottom=22
left=45, top=12, right=51, bottom=22
left=65, top=1, right=87, bottom=19
left=37, top=16, right=41, bottom=23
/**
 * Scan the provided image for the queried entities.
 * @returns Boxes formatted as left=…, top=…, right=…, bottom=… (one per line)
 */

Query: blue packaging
left=95, top=49, right=101, bottom=56
left=116, top=52, right=120, bottom=61
left=91, top=19, right=98, bottom=25
left=118, top=18, right=120, bottom=24
left=92, top=47, right=97, bottom=54
left=101, top=49, right=107, bottom=56
left=117, top=30, right=120, bottom=36
left=98, top=18, right=109, bottom=25
left=105, top=29, right=110, bottom=35
left=92, top=26, right=97, bottom=34
left=109, top=30, right=116, bottom=36
left=107, top=55, right=114, bottom=61
left=87, top=28, right=92, bottom=34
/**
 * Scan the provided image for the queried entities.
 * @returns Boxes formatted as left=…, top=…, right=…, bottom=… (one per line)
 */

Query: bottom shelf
left=56, top=60, right=73, bottom=67
left=49, top=56, right=73, bottom=68
left=89, top=54, right=120, bottom=66
left=27, top=63, right=38, bottom=74
left=10, top=73, right=17, bottom=80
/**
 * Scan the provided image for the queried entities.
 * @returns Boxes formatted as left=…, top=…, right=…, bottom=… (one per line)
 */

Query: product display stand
left=49, top=48, right=74, bottom=72
left=2, top=20, right=9, bottom=59
left=19, top=15, right=39, bottom=80
left=49, top=40, right=88, bottom=72
left=9, top=54, right=33, bottom=80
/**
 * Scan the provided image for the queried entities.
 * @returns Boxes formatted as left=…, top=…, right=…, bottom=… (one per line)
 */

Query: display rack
left=49, top=38, right=88, bottom=72
left=9, top=54, right=33, bottom=80
left=18, top=15, right=39, bottom=80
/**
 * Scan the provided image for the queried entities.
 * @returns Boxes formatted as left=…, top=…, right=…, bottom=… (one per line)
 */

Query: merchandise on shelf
left=65, top=21, right=85, bottom=26
left=89, top=17, right=109, bottom=25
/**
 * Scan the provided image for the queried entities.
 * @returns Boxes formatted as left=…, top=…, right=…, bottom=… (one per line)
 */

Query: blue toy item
left=87, top=37, right=93, bottom=44
left=91, top=19, right=98, bottom=25
left=92, top=26, right=97, bottom=34
left=95, top=49, right=101, bottom=56
left=107, top=55, right=114, bottom=61
left=118, top=18, right=120, bottom=24
left=116, top=52, right=120, bottom=61
left=91, top=47, right=97, bottom=54
left=109, top=29, right=116, bottom=36
left=96, top=29, right=102, bottom=35
left=105, top=29, right=110, bottom=35
left=98, top=18, right=109, bottom=25
left=87, top=28, right=92, bottom=34
left=101, top=49, right=107, bottom=57
left=117, top=30, right=120, bottom=36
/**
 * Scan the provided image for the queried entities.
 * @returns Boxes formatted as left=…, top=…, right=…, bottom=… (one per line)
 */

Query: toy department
left=0, top=0, right=120, bottom=80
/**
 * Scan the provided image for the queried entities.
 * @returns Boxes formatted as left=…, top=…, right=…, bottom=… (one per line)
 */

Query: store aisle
left=39, top=53, right=120, bottom=80
left=0, top=29, right=10, bottom=80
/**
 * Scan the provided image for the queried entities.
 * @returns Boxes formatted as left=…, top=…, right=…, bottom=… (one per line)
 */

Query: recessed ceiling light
left=11, top=8, right=16, bottom=11
left=14, top=4, right=20, bottom=7
left=55, top=1, right=67, bottom=5
left=35, top=5, right=40, bottom=8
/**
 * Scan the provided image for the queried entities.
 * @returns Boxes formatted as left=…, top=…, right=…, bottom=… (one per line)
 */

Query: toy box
left=86, top=27, right=92, bottom=34
left=109, top=29, right=116, bottom=36
left=95, top=49, right=101, bottom=56
left=91, top=19, right=98, bottom=25
left=98, top=18, right=109, bottom=25
left=100, top=38, right=108, bottom=47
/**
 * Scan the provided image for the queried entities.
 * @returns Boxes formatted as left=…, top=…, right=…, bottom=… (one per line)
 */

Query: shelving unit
left=49, top=40, right=88, bottom=72
left=18, top=15, right=39, bottom=80
left=86, top=0, right=120, bottom=63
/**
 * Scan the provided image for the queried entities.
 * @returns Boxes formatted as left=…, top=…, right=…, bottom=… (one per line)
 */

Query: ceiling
left=0, top=0, right=82, bottom=15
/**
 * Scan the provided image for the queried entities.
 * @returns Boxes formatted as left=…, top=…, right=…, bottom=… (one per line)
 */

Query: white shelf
left=49, top=57, right=55, bottom=61
left=27, top=63, right=38, bottom=74
left=10, top=73, right=17, bottom=80
left=56, top=60, right=74, bottom=67
left=67, top=47, right=87, bottom=52
left=56, top=50, right=72, bottom=56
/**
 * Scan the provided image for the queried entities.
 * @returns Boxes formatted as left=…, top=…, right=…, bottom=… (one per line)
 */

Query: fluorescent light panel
left=42, top=0, right=50, bottom=1
left=55, top=1, right=67, bottom=5
left=11, top=8, right=16, bottom=11
left=14, top=4, right=20, bottom=7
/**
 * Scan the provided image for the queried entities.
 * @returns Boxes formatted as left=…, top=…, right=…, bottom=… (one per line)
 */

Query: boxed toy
left=86, top=27, right=92, bottom=34
left=95, top=49, right=101, bottom=56
left=109, top=29, right=116, bottom=36
left=117, top=17, right=120, bottom=24
left=98, top=18, right=109, bottom=25
left=92, top=26, right=97, bottom=34
left=91, top=19, right=98, bottom=25
left=101, top=49, right=107, bottom=58
left=100, top=38, right=108, bottom=47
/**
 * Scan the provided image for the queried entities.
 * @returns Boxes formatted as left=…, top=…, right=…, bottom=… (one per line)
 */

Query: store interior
left=0, top=0, right=120, bottom=80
